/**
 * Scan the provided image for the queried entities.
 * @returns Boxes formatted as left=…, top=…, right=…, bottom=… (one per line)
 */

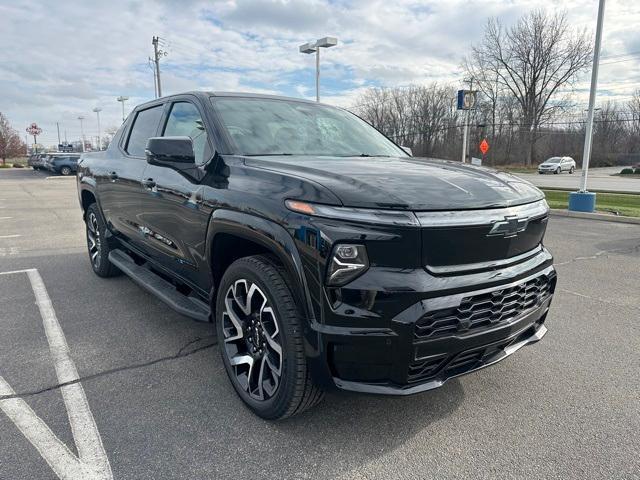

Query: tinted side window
left=163, top=102, right=209, bottom=164
left=126, top=106, right=164, bottom=157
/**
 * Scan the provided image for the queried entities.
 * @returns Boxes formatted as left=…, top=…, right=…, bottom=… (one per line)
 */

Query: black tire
left=60, top=166, right=72, bottom=176
left=85, top=203, right=120, bottom=277
left=555, top=167, right=561, bottom=174
left=216, top=255, right=324, bottom=420
left=570, top=166, right=575, bottom=174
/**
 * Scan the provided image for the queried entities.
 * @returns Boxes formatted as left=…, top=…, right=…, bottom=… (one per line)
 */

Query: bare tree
left=466, top=10, right=592, bottom=165
left=0, top=113, right=25, bottom=165
left=353, top=83, right=458, bottom=158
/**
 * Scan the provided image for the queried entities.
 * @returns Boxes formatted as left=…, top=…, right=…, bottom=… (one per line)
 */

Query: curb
left=550, top=209, right=640, bottom=225
left=541, top=186, right=640, bottom=195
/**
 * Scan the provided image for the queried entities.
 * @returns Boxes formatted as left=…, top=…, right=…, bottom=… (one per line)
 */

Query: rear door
left=138, top=97, right=214, bottom=289
left=95, top=104, right=164, bottom=248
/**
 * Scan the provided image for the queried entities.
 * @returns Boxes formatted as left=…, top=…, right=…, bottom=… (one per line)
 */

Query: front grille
left=407, top=326, right=539, bottom=384
left=414, top=274, right=553, bottom=340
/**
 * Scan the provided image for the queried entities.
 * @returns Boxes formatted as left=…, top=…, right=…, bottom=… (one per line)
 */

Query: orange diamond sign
left=479, top=139, right=489, bottom=155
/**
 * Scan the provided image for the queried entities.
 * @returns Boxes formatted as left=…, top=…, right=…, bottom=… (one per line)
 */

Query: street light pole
left=93, top=107, right=102, bottom=151
left=116, top=96, right=129, bottom=123
left=78, top=116, right=85, bottom=153
left=315, top=47, right=320, bottom=103
left=299, top=37, right=338, bottom=102
left=569, top=0, right=606, bottom=213
left=579, top=0, right=606, bottom=193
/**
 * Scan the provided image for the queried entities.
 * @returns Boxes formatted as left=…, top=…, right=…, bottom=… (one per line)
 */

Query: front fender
left=205, top=209, right=317, bottom=326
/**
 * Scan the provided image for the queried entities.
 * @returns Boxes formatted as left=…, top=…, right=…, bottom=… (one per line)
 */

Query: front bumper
left=313, top=260, right=556, bottom=395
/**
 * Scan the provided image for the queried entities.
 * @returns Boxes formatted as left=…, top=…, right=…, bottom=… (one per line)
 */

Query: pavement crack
left=0, top=335, right=218, bottom=401
left=559, top=287, right=640, bottom=310
left=555, top=243, right=640, bottom=266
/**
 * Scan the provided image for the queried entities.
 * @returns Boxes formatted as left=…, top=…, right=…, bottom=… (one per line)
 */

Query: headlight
left=326, top=244, right=369, bottom=286
left=285, top=199, right=419, bottom=226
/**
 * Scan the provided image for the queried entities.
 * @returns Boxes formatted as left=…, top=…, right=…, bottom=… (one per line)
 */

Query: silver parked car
left=538, top=156, right=576, bottom=174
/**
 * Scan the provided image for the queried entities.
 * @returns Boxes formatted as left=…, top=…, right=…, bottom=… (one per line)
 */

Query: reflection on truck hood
left=243, top=155, right=544, bottom=211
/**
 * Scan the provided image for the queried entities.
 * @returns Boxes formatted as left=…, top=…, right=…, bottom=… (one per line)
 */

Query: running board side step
left=108, top=249, right=210, bottom=322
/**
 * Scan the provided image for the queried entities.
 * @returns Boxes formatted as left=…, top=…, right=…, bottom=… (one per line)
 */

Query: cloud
left=0, top=0, right=638, bottom=145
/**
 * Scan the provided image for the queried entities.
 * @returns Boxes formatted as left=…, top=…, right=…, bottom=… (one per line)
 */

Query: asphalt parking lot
left=0, top=168, right=639, bottom=480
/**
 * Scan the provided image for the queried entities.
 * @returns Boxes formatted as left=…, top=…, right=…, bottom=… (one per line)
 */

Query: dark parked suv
left=47, top=154, right=81, bottom=175
left=77, top=92, right=556, bottom=419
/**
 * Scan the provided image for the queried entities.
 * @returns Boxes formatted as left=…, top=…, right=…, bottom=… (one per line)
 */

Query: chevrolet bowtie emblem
left=488, top=215, right=529, bottom=238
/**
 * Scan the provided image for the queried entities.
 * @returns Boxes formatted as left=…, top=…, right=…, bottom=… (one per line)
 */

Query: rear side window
left=126, top=105, right=164, bottom=157
left=163, top=102, right=209, bottom=164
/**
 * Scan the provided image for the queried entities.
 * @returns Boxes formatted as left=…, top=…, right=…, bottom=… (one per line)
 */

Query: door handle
left=108, top=171, right=118, bottom=181
left=142, top=178, right=156, bottom=189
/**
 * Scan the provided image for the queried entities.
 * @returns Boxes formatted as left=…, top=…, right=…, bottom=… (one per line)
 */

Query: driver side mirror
left=145, top=136, right=195, bottom=166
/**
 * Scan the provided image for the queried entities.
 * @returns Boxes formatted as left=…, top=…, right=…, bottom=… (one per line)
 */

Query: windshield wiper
left=336, top=154, right=391, bottom=157
left=244, top=153, right=294, bottom=156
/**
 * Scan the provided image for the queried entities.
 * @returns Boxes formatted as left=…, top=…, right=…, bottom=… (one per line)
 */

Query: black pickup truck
left=77, top=92, right=556, bottom=419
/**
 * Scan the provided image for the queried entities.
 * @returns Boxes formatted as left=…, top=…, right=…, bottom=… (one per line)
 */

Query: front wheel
left=216, top=255, right=323, bottom=420
left=85, top=203, right=120, bottom=277
left=555, top=167, right=561, bottom=174
left=569, top=166, right=575, bottom=174
left=60, top=166, right=72, bottom=176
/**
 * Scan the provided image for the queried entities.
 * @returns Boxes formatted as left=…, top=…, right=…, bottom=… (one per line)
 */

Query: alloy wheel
left=86, top=212, right=102, bottom=269
left=222, top=279, right=283, bottom=401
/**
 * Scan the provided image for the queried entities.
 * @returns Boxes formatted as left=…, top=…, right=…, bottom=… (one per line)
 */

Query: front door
left=95, top=104, right=164, bottom=249
left=137, top=98, right=214, bottom=289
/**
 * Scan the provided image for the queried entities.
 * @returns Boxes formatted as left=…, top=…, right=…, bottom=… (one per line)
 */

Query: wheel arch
left=206, top=209, right=316, bottom=325
left=80, top=188, right=97, bottom=219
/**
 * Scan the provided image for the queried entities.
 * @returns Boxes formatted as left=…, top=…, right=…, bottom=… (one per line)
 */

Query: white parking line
left=0, top=234, right=21, bottom=239
left=46, top=176, right=76, bottom=180
left=0, top=269, right=113, bottom=480
left=0, top=216, right=13, bottom=220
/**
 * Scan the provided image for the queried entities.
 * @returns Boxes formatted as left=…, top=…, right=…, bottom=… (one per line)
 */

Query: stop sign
left=479, top=139, right=489, bottom=155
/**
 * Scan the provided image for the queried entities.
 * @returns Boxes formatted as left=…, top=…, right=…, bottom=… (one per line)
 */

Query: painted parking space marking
left=0, top=216, right=14, bottom=220
left=0, top=268, right=113, bottom=480
left=0, top=234, right=21, bottom=239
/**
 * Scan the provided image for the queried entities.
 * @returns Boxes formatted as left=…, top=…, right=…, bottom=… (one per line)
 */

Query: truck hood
left=243, top=155, right=544, bottom=211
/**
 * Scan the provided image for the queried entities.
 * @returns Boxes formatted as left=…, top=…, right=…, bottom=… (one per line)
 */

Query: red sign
left=26, top=123, right=42, bottom=136
left=479, top=139, right=489, bottom=155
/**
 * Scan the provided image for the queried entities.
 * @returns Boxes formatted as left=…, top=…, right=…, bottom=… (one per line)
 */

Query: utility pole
left=25, top=135, right=29, bottom=155
left=569, top=0, right=606, bottom=212
left=56, top=122, right=61, bottom=147
left=152, top=36, right=163, bottom=98
left=461, top=78, right=474, bottom=163
left=149, top=57, right=158, bottom=98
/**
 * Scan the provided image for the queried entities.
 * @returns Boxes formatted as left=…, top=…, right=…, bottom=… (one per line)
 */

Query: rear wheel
left=569, top=166, right=575, bottom=174
left=60, top=166, right=72, bottom=176
left=555, top=167, right=561, bottom=174
left=216, top=255, right=323, bottom=420
left=85, top=203, right=120, bottom=277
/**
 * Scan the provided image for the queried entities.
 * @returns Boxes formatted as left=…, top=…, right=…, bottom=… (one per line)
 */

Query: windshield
left=211, top=97, right=407, bottom=157
left=544, top=157, right=561, bottom=164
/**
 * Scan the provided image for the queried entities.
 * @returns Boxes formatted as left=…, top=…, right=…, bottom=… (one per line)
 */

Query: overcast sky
left=1, top=0, right=638, bottom=146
